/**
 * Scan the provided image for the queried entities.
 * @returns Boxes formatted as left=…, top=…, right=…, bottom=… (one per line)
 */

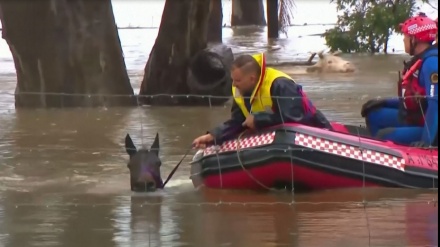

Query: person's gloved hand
left=361, top=99, right=387, bottom=117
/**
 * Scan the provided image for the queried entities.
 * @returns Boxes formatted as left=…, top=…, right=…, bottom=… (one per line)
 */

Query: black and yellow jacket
left=209, top=53, right=331, bottom=143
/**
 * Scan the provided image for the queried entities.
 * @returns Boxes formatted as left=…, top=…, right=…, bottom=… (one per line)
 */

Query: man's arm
left=253, top=77, right=310, bottom=130
left=208, top=100, right=246, bottom=144
left=420, top=57, right=438, bottom=145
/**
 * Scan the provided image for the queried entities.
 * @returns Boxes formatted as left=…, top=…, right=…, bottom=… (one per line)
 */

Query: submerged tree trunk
left=207, top=0, right=223, bottom=43
left=231, top=0, right=266, bottom=26
left=266, top=0, right=279, bottom=38
left=139, top=0, right=233, bottom=106
left=0, top=0, right=135, bottom=108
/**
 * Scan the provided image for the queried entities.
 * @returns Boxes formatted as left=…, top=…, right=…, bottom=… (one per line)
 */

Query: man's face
left=231, top=67, right=258, bottom=95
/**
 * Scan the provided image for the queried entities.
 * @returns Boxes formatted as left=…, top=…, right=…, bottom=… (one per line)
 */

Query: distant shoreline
left=0, top=23, right=337, bottom=32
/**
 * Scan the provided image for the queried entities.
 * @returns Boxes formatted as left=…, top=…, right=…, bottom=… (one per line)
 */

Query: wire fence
left=2, top=199, right=437, bottom=247
left=0, top=92, right=438, bottom=153
left=1, top=91, right=438, bottom=101
left=0, top=92, right=438, bottom=246
left=5, top=196, right=437, bottom=208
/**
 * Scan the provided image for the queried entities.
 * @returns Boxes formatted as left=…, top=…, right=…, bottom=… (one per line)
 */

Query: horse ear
left=317, top=50, right=325, bottom=59
left=150, top=132, right=160, bottom=156
left=125, top=134, right=137, bottom=157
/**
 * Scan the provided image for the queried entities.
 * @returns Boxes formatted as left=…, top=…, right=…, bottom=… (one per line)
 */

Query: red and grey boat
left=190, top=123, right=438, bottom=191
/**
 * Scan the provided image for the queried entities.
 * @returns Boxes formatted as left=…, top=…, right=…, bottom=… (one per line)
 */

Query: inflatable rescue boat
left=190, top=123, right=438, bottom=191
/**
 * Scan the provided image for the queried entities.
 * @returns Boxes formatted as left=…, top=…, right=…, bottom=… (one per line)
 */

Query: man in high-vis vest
left=192, top=53, right=331, bottom=148
left=360, top=13, right=438, bottom=147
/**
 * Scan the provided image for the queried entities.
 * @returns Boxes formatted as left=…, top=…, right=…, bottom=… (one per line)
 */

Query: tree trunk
left=139, top=0, right=233, bottom=106
left=266, top=0, right=279, bottom=38
left=231, top=0, right=267, bottom=26
left=186, top=44, right=234, bottom=104
left=207, top=0, right=223, bottom=43
left=0, top=0, right=135, bottom=108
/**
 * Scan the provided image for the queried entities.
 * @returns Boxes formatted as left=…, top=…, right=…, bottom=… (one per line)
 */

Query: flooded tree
left=139, top=0, right=234, bottom=106
left=277, top=0, right=295, bottom=37
left=0, top=0, right=136, bottom=108
left=208, top=0, right=223, bottom=43
left=231, top=0, right=266, bottom=26
left=266, top=0, right=279, bottom=38
left=231, top=0, right=295, bottom=39
left=323, top=0, right=432, bottom=54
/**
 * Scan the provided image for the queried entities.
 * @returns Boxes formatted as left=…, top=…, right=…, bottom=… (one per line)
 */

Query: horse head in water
left=125, top=133, right=163, bottom=192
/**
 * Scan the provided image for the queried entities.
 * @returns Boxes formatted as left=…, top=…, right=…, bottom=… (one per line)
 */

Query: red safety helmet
left=400, top=13, right=437, bottom=43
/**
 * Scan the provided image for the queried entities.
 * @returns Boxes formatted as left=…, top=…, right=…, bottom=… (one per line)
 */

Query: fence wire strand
left=5, top=198, right=438, bottom=208
left=0, top=92, right=438, bottom=246
left=1, top=91, right=438, bottom=100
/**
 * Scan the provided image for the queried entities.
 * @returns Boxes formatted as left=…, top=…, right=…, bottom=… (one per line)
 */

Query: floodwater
left=0, top=0, right=438, bottom=247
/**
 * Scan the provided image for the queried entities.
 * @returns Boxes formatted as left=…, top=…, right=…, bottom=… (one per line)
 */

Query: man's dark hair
left=231, top=55, right=261, bottom=78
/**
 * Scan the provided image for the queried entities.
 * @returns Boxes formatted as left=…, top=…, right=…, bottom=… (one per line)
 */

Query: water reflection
left=189, top=188, right=438, bottom=247
left=0, top=185, right=437, bottom=247
left=189, top=189, right=298, bottom=246
left=113, top=195, right=164, bottom=247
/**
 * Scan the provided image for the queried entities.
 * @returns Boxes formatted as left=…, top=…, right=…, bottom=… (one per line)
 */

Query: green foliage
left=323, top=0, right=430, bottom=54
left=278, top=0, right=296, bottom=36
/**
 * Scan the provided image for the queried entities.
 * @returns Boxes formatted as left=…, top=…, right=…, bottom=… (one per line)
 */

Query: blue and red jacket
left=387, top=46, right=438, bottom=146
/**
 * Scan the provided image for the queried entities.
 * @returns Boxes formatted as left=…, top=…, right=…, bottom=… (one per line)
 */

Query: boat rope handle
left=235, top=130, right=279, bottom=191
left=235, top=98, right=297, bottom=193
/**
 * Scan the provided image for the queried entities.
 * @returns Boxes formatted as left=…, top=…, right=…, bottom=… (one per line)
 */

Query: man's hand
left=192, top=134, right=214, bottom=149
left=242, top=114, right=256, bottom=130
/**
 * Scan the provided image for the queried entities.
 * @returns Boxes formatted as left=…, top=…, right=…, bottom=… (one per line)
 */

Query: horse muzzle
left=132, top=181, right=157, bottom=192
left=131, top=170, right=163, bottom=192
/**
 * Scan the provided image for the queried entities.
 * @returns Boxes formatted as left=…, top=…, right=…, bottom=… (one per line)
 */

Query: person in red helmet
left=361, top=13, right=438, bottom=147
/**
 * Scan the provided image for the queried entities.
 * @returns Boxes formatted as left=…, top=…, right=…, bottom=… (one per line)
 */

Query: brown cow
left=306, top=50, right=356, bottom=73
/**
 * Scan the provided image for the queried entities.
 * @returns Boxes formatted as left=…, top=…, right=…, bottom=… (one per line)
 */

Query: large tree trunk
left=139, top=0, right=233, bottom=106
left=0, top=0, right=135, bottom=108
left=207, top=0, right=223, bottom=43
left=266, top=0, right=279, bottom=38
left=231, top=0, right=267, bottom=26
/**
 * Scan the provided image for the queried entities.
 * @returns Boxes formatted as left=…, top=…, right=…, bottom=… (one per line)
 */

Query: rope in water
left=161, top=145, right=193, bottom=188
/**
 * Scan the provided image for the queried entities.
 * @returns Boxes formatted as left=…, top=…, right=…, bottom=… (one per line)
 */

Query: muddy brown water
left=1, top=55, right=438, bottom=247
left=0, top=1, right=438, bottom=246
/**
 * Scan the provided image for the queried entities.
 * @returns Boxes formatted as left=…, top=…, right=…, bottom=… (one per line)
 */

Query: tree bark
left=231, top=0, right=267, bottom=26
left=266, top=0, right=279, bottom=38
left=139, top=0, right=232, bottom=106
left=0, top=0, right=135, bottom=108
left=207, top=0, right=223, bottom=43
left=186, top=44, right=234, bottom=104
